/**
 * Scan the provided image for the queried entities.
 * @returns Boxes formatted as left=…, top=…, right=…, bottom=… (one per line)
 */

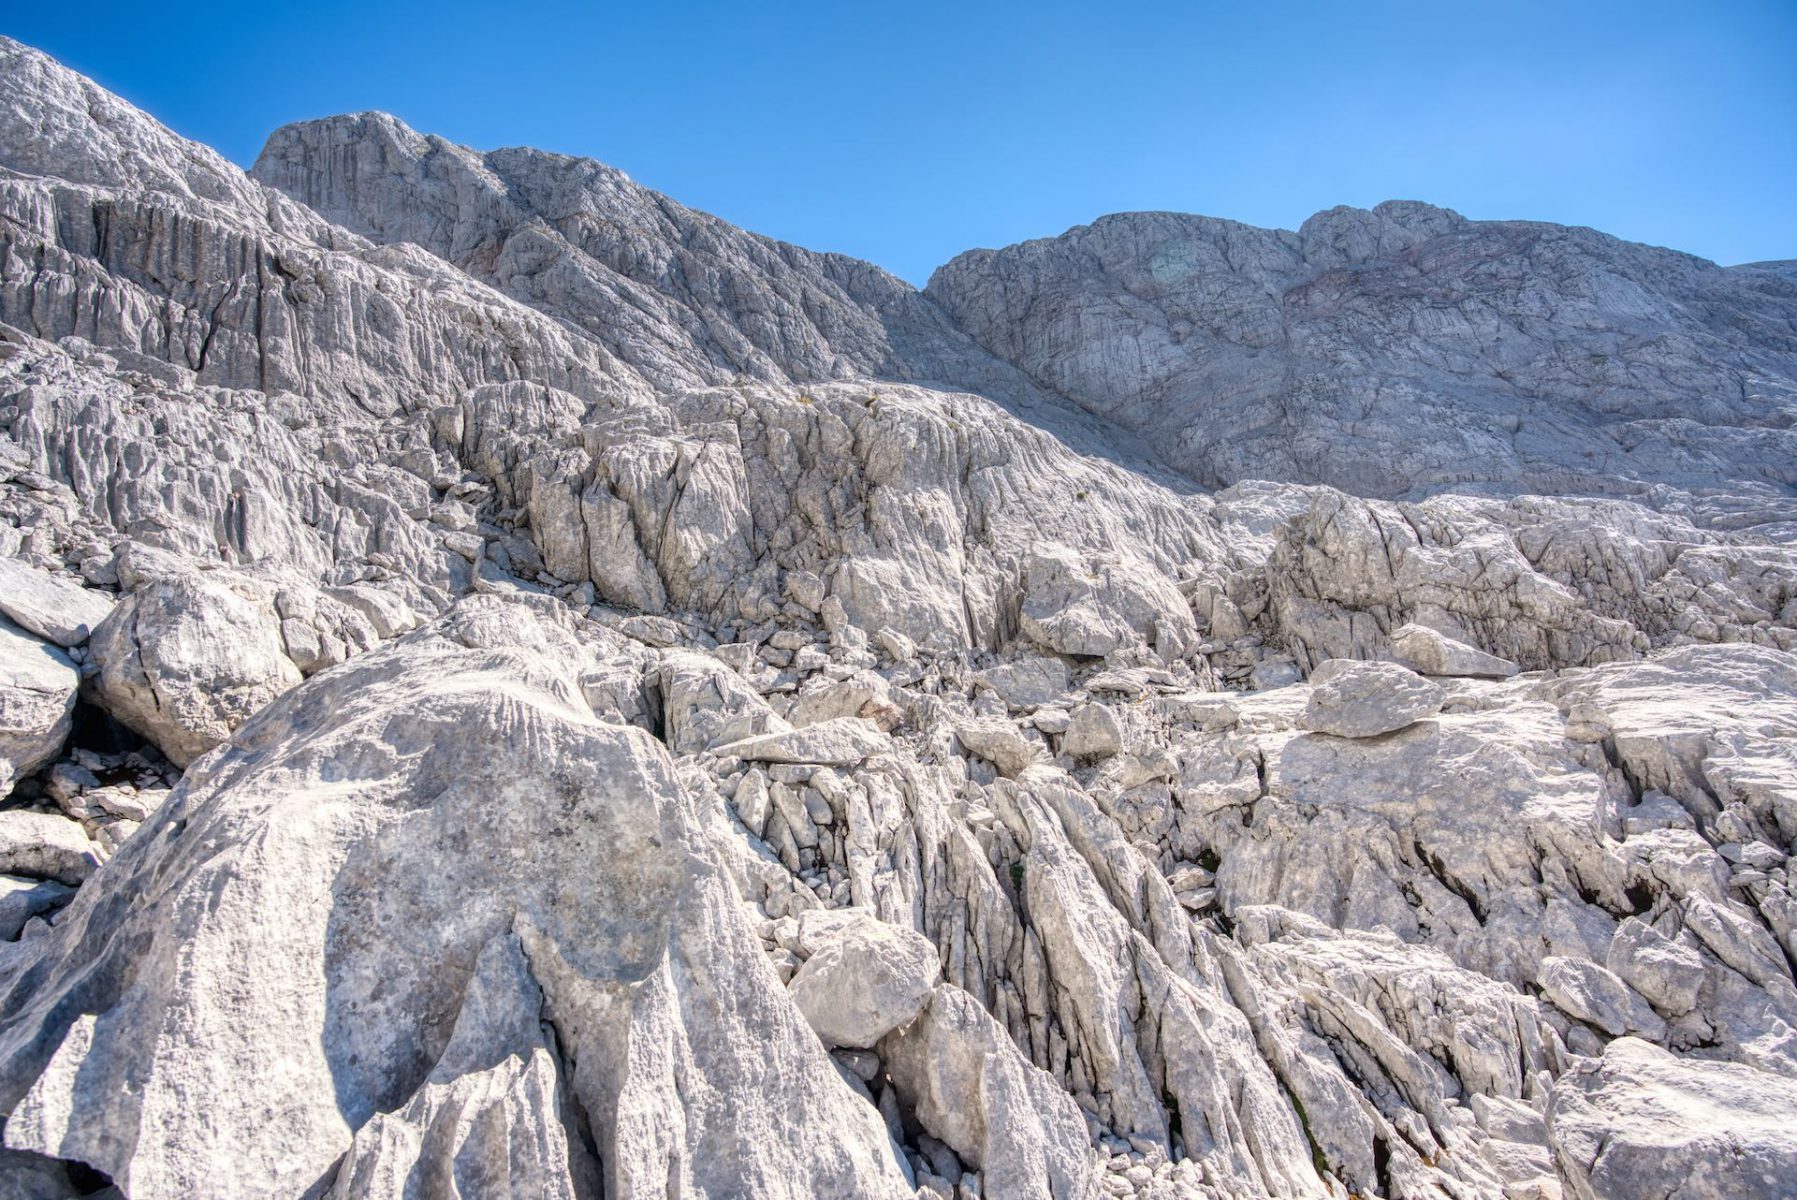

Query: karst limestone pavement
left=2, top=33, right=1797, bottom=1200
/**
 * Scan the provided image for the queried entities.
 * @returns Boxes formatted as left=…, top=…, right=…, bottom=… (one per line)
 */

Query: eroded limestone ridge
left=0, top=33, right=1794, bottom=1200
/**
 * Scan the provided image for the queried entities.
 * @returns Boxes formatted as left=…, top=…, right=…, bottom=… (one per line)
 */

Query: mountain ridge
left=0, top=34, right=1795, bottom=1200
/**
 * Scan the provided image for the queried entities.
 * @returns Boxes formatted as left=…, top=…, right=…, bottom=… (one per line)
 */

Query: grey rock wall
left=1, top=33, right=1795, bottom=1200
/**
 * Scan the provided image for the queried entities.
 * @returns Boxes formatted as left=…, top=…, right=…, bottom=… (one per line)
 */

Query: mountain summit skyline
left=0, top=30, right=1794, bottom=1200
left=8, top=0, right=1794, bottom=282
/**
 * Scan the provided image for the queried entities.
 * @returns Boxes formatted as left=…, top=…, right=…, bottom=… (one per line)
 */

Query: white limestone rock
left=1389, top=622, right=1521, bottom=679
left=880, top=985, right=1095, bottom=1200
left=1301, top=659, right=1444, bottom=738
left=87, top=567, right=303, bottom=766
left=1537, top=956, right=1665, bottom=1040
left=1062, top=703, right=1124, bottom=760
left=1605, top=917, right=1705, bottom=1017
left=659, top=649, right=790, bottom=755
left=956, top=720, right=1040, bottom=779
left=1548, top=1038, right=1797, bottom=1200
left=325, top=932, right=595, bottom=1200
left=714, top=718, right=888, bottom=767
left=0, top=811, right=99, bottom=885
left=0, top=598, right=914, bottom=1200
left=927, top=206, right=1797, bottom=515
left=978, top=656, right=1072, bottom=710
left=788, top=911, right=941, bottom=1048
left=0, top=619, right=77, bottom=796
left=0, top=875, right=73, bottom=941
left=0, top=558, right=113, bottom=648
left=1018, top=544, right=1198, bottom=660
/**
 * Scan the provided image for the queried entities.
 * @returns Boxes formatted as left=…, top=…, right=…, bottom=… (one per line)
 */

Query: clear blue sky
left=8, top=1, right=1794, bottom=283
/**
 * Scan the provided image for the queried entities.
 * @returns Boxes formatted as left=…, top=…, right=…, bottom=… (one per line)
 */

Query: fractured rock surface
left=0, top=32, right=1795, bottom=1200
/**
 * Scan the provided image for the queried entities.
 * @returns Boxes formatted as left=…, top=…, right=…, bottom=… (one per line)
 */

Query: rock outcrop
left=0, top=619, right=77, bottom=795
left=927, top=206, right=1797, bottom=523
left=1, top=32, right=1795, bottom=1200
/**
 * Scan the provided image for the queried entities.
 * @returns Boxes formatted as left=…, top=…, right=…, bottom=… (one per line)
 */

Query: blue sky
left=8, top=1, right=1794, bottom=283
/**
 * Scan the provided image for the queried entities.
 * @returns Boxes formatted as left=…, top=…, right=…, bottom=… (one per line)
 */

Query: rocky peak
left=253, top=111, right=1017, bottom=397
left=0, top=36, right=263, bottom=211
left=1, top=37, right=1796, bottom=1200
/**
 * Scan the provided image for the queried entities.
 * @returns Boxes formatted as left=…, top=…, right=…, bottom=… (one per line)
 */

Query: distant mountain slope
left=927, top=204, right=1797, bottom=519
left=252, top=113, right=1039, bottom=400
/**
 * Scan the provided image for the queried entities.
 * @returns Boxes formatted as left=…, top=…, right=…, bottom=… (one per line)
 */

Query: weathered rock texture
left=927, top=205, right=1797, bottom=525
left=1, top=33, right=1796, bottom=1200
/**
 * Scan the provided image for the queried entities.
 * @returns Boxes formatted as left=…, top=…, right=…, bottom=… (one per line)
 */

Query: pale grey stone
left=1301, top=659, right=1444, bottom=738
left=0, top=599, right=914, bottom=1200
left=1548, top=1038, right=1797, bottom=1200
left=0, top=810, right=98, bottom=885
left=956, top=720, right=1039, bottom=779
left=1388, top=623, right=1520, bottom=679
left=0, top=558, right=113, bottom=648
left=1606, top=917, right=1705, bottom=1016
left=1062, top=703, right=1123, bottom=760
left=881, top=985, right=1095, bottom=1200
left=788, top=912, right=940, bottom=1048
left=87, top=567, right=303, bottom=767
left=714, top=718, right=888, bottom=766
left=978, top=657, right=1072, bottom=710
left=1537, top=955, right=1665, bottom=1039
left=0, top=619, right=77, bottom=797
left=0, top=875, right=73, bottom=940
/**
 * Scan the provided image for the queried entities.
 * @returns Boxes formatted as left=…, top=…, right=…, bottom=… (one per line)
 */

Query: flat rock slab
left=1390, top=623, right=1520, bottom=679
left=714, top=717, right=887, bottom=766
left=1548, top=1037, right=1797, bottom=1200
left=0, top=557, right=114, bottom=647
left=1302, top=659, right=1444, bottom=738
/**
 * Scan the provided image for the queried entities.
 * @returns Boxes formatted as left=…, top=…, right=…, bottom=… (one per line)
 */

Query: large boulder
left=1389, top=623, right=1521, bottom=679
left=658, top=649, right=789, bottom=755
left=1547, top=1038, right=1797, bottom=1200
left=1018, top=544, right=1197, bottom=660
left=880, top=984, right=1094, bottom=1200
left=978, top=656, right=1072, bottom=710
left=0, top=558, right=114, bottom=648
left=0, top=620, right=77, bottom=797
left=0, top=598, right=914, bottom=1200
left=1062, top=702, right=1123, bottom=760
left=955, top=720, right=1039, bottom=779
left=787, top=912, right=940, bottom=1048
left=1536, top=956, right=1664, bottom=1040
left=0, top=811, right=99, bottom=886
left=87, top=568, right=303, bottom=766
left=1301, top=659, right=1445, bottom=738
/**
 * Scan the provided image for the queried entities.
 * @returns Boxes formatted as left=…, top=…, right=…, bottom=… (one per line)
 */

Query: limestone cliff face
left=1, top=33, right=1795, bottom=1200
left=250, top=111, right=1048, bottom=407
left=927, top=204, right=1797, bottom=519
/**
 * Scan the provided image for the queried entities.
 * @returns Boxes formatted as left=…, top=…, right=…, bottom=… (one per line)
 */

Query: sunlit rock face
left=3, top=32, right=1797, bottom=1200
